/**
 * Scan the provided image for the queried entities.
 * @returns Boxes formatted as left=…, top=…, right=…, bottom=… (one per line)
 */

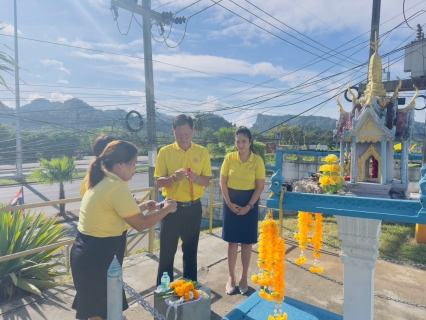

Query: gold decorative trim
left=347, top=82, right=357, bottom=103
left=354, top=118, right=384, bottom=143
left=337, top=93, right=348, bottom=114
left=391, top=77, right=402, bottom=100
left=357, top=145, right=381, bottom=182
left=399, top=85, right=419, bottom=112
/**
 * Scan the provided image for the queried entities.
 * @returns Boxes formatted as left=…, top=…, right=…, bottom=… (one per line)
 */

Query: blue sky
left=1, top=0, right=426, bottom=128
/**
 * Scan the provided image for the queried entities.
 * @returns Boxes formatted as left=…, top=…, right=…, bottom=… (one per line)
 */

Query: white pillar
left=335, top=216, right=381, bottom=320
left=107, top=255, right=123, bottom=320
left=380, top=135, right=386, bottom=184
left=350, top=137, right=357, bottom=183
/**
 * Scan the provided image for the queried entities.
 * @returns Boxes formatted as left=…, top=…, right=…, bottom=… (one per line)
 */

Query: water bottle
left=161, top=272, right=170, bottom=291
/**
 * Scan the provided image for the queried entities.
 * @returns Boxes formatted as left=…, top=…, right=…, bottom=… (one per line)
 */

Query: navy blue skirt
left=222, top=188, right=258, bottom=244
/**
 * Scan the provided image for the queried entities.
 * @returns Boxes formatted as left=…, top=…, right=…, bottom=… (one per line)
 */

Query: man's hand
left=186, top=170, right=198, bottom=183
left=173, top=168, right=186, bottom=182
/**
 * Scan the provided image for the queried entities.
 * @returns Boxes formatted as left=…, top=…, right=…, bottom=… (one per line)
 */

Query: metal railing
left=0, top=187, right=156, bottom=271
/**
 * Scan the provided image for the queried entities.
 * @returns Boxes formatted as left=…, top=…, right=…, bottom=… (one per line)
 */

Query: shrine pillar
left=350, top=137, right=356, bottom=183
left=401, top=141, right=409, bottom=184
left=380, top=135, right=386, bottom=184
left=336, top=216, right=381, bottom=320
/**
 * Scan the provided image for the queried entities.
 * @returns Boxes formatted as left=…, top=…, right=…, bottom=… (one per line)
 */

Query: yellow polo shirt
left=154, top=142, right=212, bottom=202
left=78, top=172, right=140, bottom=237
left=220, top=152, right=265, bottom=190
left=80, top=175, right=129, bottom=197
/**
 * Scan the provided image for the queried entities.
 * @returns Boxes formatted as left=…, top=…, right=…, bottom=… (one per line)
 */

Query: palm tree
left=30, top=156, right=77, bottom=216
left=0, top=23, right=17, bottom=92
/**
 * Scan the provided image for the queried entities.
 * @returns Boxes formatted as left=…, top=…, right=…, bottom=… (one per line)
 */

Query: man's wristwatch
left=247, top=203, right=254, bottom=210
left=159, top=202, right=165, bottom=209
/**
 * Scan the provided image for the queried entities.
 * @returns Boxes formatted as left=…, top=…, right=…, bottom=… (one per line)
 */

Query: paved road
left=0, top=172, right=150, bottom=217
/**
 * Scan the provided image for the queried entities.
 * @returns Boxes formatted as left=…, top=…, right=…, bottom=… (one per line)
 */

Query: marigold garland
left=295, top=212, right=324, bottom=274
left=253, top=212, right=288, bottom=318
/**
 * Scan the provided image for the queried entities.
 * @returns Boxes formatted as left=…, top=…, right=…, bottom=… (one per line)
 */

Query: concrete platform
left=1, top=229, right=426, bottom=320
left=223, top=292, right=342, bottom=320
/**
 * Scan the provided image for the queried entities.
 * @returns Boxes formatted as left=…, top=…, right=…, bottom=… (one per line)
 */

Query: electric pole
left=14, top=0, right=23, bottom=181
left=111, top=0, right=184, bottom=191
left=369, top=0, right=381, bottom=59
left=142, top=0, right=157, bottom=190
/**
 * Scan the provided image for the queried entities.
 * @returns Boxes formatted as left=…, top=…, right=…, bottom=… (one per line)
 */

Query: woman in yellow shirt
left=220, top=127, right=265, bottom=295
left=70, top=140, right=177, bottom=320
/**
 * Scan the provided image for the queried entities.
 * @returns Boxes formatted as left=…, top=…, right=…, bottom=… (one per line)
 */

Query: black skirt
left=70, top=231, right=128, bottom=319
left=222, top=188, right=259, bottom=244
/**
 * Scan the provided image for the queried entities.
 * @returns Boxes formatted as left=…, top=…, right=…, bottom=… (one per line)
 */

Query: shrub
left=0, top=207, right=69, bottom=300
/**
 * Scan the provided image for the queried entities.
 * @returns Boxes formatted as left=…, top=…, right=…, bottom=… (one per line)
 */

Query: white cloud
left=50, top=92, right=73, bottom=101
left=58, top=80, right=69, bottom=84
left=40, top=59, right=71, bottom=74
left=1, top=23, right=22, bottom=36
left=73, top=51, right=284, bottom=78
left=28, top=93, right=45, bottom=100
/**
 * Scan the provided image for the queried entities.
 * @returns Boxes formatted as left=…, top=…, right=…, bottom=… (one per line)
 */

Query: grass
left=280, top=215, right=426, bottom=264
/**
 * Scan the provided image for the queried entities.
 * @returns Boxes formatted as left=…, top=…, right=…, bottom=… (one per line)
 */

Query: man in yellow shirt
left=155, top=114, right=212, bottom=285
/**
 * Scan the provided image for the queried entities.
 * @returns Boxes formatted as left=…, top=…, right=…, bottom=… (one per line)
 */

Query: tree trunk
left=59, top=181, right=66, bottom=215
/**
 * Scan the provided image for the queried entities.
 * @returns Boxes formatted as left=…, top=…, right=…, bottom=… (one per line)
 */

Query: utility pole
left=111, top=0, right=183, bottom=191
left=369, top=0, right=381, bottom=59
left=13, top=0, right=23, bottom=180
left=142, top=0, right=157, bottom=190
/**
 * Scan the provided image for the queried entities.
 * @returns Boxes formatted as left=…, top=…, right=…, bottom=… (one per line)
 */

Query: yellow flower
left=319, top=176, right=335, bottom=186
left=319, top=164, right=331, bottom=172
left=325, top=154, right=339, bottom=163
left=329, top=164, right=343, bottom=173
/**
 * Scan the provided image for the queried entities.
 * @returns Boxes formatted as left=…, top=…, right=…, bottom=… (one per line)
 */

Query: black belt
left=177, top=198, right=201, bottom=207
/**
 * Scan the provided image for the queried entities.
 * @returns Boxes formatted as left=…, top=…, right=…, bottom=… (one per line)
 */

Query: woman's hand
left=237, top=206, right=250, bottom=216
left=144, top=200, right=158, bottom=211
left=227, top=202, right=241, bottom=214
left=163, top=198, right=178, bottom=213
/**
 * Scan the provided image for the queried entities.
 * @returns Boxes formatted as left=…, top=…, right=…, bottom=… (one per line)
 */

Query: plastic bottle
left=161, top=272, right=170, bottom=291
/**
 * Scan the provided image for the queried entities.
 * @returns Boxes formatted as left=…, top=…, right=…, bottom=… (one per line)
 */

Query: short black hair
left=172, top=114, right=193, bottom=129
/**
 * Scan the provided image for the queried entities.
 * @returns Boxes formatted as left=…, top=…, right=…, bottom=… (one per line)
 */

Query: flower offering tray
left=222, top=291, right=342, bottom=320
left=153, top=283, right=211, bottom=320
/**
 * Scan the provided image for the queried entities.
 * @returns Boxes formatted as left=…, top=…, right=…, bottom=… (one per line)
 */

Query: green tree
left=214, top=127, right=235, bottom=145
left=29, top=156, right=77, bottom=216
left=193, top=112, right=204, bottom=137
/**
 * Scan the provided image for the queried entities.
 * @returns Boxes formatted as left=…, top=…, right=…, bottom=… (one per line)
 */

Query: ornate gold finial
left=391, top=77, right=402, bottom=100
left=347, top=82, right=357, bottom=102
left=337, top=93, right=347, bottom=114
left=370, top=31, right=380, bottom=54
left=399, top=85, right=419, bottom=112
left=363, top=32, right=386, bottom=106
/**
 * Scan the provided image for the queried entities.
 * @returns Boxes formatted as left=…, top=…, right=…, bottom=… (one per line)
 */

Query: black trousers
left=156, top=201, right=202, bottom=286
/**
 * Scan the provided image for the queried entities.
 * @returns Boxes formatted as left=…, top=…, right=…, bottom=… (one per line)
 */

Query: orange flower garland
left=252, top=212, right=287, bottom=318
left=294, top=211, right=312, bottom=265
left=294, top=212, right=324, bottom=274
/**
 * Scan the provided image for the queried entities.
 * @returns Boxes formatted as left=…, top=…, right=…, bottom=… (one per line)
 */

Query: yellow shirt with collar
left=220, top=151, right=265, bottom=190
left=78, top=172, right=140, bottom=237
left=80, top=174, right=129, bottom=197
left=154, top=142, right=212, bottom=202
